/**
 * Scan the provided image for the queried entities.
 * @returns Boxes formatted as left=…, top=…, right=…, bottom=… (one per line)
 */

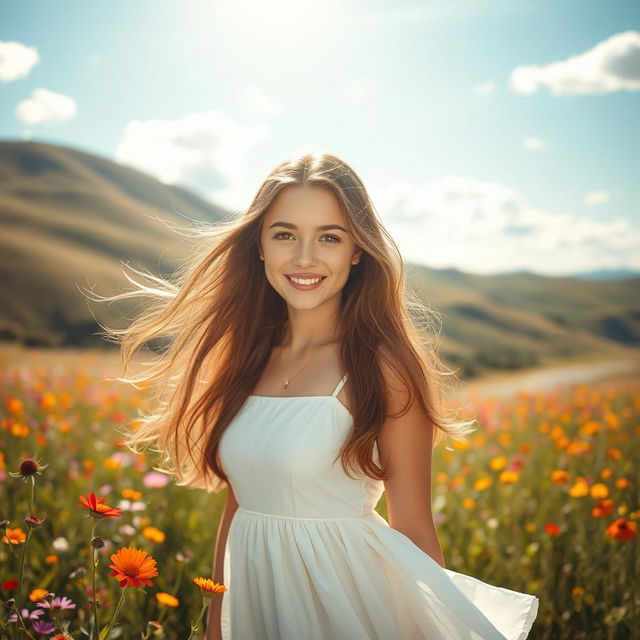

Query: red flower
left=2, top=579, right=19, bottom=590
left=605, top=518, right=637, bottom=541
left=544, top=522, right=561, bottom=536
left=77, top=492, right=122, bottom=519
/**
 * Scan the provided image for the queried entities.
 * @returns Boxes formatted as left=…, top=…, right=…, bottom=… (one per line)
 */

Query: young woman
left=105, top=150, right=539, bottom=639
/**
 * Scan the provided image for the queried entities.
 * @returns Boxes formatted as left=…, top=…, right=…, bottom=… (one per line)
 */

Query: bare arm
left=205, top=484, right=239, bottom=640
left=376, top=357, right=445, bottom=569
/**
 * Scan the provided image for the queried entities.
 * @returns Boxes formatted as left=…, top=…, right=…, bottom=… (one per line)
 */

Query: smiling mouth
left=286, top=275, right=326, bottom=288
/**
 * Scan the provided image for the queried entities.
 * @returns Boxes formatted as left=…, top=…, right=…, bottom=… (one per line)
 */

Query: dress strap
left=331, top=373, right=348, bottom=397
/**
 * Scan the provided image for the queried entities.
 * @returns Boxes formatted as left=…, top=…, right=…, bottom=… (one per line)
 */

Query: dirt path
left=447, top=357, right=640, bottom=402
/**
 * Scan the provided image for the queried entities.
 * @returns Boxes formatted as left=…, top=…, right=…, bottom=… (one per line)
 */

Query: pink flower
left=143, top=471, right=170, bottom=488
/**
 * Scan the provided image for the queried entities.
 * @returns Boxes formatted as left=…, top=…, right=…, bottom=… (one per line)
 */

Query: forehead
left=263, top=186, right=344, bottom=224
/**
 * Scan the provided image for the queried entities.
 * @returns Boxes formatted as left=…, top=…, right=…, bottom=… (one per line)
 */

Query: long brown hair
left=89, top=149, right=476, bottom=495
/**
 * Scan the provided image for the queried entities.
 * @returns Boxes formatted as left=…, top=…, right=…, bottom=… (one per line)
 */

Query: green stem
left=102, top=585, right=128, bottom=640
left=28, top=476, right=35, bottom=515
left=90, top=521, right=100, bottom=640
left=13, top=606, right=37, bottom=640
left=186, top=600, right=210, bottom=640
left=14, top=528, right=33, bottom=635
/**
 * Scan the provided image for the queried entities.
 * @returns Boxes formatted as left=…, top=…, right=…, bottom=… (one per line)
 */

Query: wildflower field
left=0, top=346, right=638, bottom=639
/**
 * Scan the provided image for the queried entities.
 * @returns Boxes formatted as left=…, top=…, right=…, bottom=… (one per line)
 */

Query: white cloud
left=368, top=176, right=640, bottom=275
left=473, top=81, right=495, bottom=95
left=583, top=190, right=611, bottom=206
left=240, top=86, right=282, bottom=117
left=523, top=137, right=546, bottom=150
left=114, top=110, right=270, bottom=211
left=509, top=30, right=640, bottom=95
left=0, top=40, right=39, bottom=82
left=15, top=88, right=77, bottom=125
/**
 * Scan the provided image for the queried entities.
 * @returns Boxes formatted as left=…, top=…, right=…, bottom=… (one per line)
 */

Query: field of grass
left=0, top=346, right=638, bottom=638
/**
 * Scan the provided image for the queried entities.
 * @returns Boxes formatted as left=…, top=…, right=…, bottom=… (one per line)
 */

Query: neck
left=279, top=307, right=340, bottom=360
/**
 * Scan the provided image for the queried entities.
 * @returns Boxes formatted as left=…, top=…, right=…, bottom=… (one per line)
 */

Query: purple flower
left=32, top=619, right=56, bottom=634
left=7, top=607, right=44, bottom=622
left=37, top=595, right=77, bottom=611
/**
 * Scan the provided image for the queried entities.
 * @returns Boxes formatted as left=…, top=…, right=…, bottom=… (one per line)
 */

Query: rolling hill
left=0, top=140, right=638, bottom=377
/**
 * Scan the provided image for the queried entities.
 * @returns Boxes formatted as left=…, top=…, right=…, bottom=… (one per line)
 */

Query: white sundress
left=218, top=373, right=539, bottom=639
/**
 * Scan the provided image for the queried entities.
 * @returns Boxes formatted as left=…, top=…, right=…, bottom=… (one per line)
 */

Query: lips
left=287, top=274, right=326, bottom=279
left=286, top=275, right=326, bottom=290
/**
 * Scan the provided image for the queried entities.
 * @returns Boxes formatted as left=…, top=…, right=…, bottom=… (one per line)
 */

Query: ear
left=352, top=247, right=363, bottom=262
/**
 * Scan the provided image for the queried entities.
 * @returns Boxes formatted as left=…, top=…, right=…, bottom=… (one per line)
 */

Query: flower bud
left=91, top=536, right=105, bottom=549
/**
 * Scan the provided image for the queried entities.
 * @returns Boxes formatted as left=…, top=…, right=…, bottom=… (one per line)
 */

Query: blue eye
left=273, top=232, right=341, bottom=243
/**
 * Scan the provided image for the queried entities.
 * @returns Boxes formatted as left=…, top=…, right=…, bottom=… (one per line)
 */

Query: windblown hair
left=90, top=149, right=477, bottom=495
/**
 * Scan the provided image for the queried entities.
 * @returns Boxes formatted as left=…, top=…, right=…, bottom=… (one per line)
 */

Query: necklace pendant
left=283, top=379, right=289, bottom=389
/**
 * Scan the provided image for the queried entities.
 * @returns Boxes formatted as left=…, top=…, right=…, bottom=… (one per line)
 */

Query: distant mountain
left=568, top=268, right=640, bottom=281
left=1, top=140, right=638, bottom=379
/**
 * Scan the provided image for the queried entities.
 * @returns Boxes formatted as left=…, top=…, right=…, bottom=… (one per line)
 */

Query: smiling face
left=259, top=185, right=362, bottom=311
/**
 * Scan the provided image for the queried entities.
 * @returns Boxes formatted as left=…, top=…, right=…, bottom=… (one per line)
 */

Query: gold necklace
left=280, top=343, right=323, bottom=389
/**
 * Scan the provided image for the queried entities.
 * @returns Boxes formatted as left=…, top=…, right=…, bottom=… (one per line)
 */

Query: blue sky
left=1, top=0, right=639, bottom=276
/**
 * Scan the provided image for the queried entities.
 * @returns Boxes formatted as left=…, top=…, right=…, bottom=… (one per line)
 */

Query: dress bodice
left=219, top=374, right=384, bottom=519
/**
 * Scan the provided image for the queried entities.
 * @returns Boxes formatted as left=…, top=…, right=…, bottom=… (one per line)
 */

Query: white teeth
left=289, top=276, right=322, bottom=285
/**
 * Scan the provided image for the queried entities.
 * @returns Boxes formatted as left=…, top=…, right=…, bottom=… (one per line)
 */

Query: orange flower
left=29, top=588, right=50, bottom=602
left=551, top=470, right=570, bottom=484
left=592, top=499, right=615, bottom=518
left=568, top=481, right=589, bottom=498
left=498, top=470, right=519, bottom=484
left=77, top=492, right=122, bottom=519
left=5, top=397, right=23, bottom=414
left=193, top=577, right=227, bottom=600
left=121, top=489, right=142, bottom=501
left=156, top=592, right=179, bottom=607
left=605, top=518, right=637, bottom=541
left=44, top=554, right=59, bottom=565
left=590, top=483, right=609, bottom=499
left=38, top=391, right=57, bottom=410
left=473, top=477, right=492, bottom=491
left=2, top=528, right=26, bottom=545
left=109, top=547, right=158, bottom=588
left=142, top=527, right=165, bottom=543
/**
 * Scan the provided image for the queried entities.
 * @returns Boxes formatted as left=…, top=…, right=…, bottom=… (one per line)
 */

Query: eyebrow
left=268, top=221, right=348, bottom=232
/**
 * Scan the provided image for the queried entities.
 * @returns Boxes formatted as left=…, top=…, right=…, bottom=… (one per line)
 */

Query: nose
left=293, top=238, right=318, bottom=266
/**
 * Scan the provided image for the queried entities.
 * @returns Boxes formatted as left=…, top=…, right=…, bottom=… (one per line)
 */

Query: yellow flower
left=489, top=456, right=506, bottom=471
left=38, top=391, right=57, bottom=410
left=11, top=423, right=30, bottom=438
left=156, top=592, right=179, bottom=607
left=569, top=481, right=589, bottom=498
left=499, top=470, right=519, bottom=484
left=473, top=477, right=492, bottom=491
left=590, top=483, right=609, bottom=499
left=121, top=489, right=143, bottom=501
left=142, top=526, right=165, bottom=543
